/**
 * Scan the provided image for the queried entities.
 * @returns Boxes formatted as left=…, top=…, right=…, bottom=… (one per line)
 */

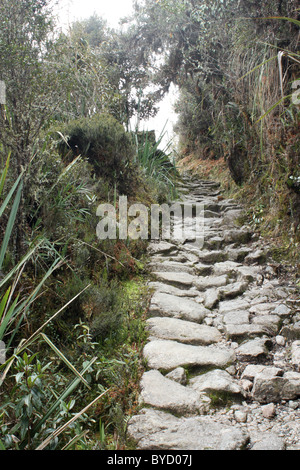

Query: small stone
left=273, top=304, right=291, bottom=317
left=234, top=410, right=248, bottom=423
left=189, top=369, right=244, bottom=397
left=166, top=367, right=187, bottom=385
left=139, top=370, right=206, bottom=415
left=291, top=341, right=300, bottom=371
left=288, top=400, right=299, bottom=410
left=236, top=338, right=271, bottom=361
left=195, top=275, right=228, bottom=291
left=240, top=379, right=253, bottom=392
left=262, top=403, right=276, bottom=419
left=226, top=365, right=237, bottom=376
left=204, top=288, right=220, bottom=309
left=276, top=335, right=286, bottom=346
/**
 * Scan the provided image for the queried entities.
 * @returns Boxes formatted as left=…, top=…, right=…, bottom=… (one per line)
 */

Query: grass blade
left=35, top=389, right=108, bottom=451
left=40, top=333, right=90, bottom=389
left=0, top=181, right=23, bottom=271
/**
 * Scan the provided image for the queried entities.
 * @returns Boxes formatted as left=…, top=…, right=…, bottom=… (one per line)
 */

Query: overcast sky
left=55, top=0, right=178, bottom=148
left=55, top=0, right=134, bottom=30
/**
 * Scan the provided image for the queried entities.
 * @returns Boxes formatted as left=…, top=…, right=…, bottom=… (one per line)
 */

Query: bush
left=57, top=114, right=136, bottom=194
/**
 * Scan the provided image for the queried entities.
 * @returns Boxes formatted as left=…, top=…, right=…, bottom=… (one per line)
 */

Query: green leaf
left=255, top=95, right=292, bottom=123
left=0, top=152, right=11, bottom=198
left=0, top=181, right=23, bottom=271
left=261, top=16, right=300, bottom=28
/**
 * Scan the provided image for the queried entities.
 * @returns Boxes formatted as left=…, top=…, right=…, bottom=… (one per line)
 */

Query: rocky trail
left=128, top=176, right=300, bottom=451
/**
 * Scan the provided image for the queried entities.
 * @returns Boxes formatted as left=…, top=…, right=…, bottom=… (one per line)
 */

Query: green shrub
left=57, top=114, right=136, bottom=194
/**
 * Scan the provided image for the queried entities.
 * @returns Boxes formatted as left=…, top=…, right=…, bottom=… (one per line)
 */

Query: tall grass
left=0, top=157, right=108, bottom=450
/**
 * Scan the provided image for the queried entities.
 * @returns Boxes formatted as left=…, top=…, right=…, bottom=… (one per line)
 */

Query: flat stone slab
left=139, top=370, right=207, bottom=415
left=143, top=339, right=236, bottom=372
left=148, top=282, right=199, bottom=298
left=153, top=272, right=196, bottom=289
left=189, top=369, right=244, bottom=396
left=236, top=338, right=271, bottom=361
left=219, top=299, right=250, bottom=314
left=252, top=315, right=281, bottom=334
left=251, top=434, right=286, bottom=451
left=128, top=408, right=250, bottom=450
left=195, top=275, right=228, bottom=291
left=225, top=324, right=269, bottom=341
left=148, top=242, right=178, bottom=255
left=219, top=281, right=249, bottom=299
left=197, top=250, right=228, bottom=264
left=213, top=261, right=242, bottom=276
left=149, top=261, right=195, bottom=274
left=149, top=292, right=209, bottom=323
left=223, top=311, right=250, bottom=325
left=146, top=317, right=222, bottom=345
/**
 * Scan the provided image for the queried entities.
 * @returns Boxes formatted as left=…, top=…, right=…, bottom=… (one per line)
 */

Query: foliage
left=56, top=114, right=137, bottom=194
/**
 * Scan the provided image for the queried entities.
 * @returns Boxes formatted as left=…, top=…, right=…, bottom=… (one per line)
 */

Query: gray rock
left=149, top=292, right=209, bottom=323
left=195, top=275, right=228, bottom=291
left=291, top=341, right=300, bottom=370
left=139, top=370, right=207, bottom=415
left=223, top=229, right=252, bottom=245
left=281, top=322, right=300, bottom=341
left=153, top=271, right=196, bottom=289
left=148, top=241, right=178, bottom=255
left=213, top=261, right=242, bottom=276
left=149, top=261, right=195, bottom=274
left=223, top=311, right=250, bottom=325
left=166, top=367, right=187, bottom=385
left=219, top=299, right=250, bottom=314
left=146, top=317, right=222, bottom=345
left=236, top=266, right=260, bottom=282
left=241, top=365, right=283, bottom=381
left=234, top=410, right=248, bottom=423
left=252, top=315, right=281, bottom=334
left=273, top=304, right=291, bottom=317
left=236, top=338, right=270, bottom=361
left=143, top=339, right=236, bottom=372
left=244, top=249, right=267, bottom=265
left=225, top=324, right=268, bottom=341
left=203, top=288, right=220, bottom=309
left=148, top=282, right=199, bottom=298
left=223, top=210, right=244, bottom=226
left=219, top=281, right=248, bottom=299
left=197, top=250, right=228, bottom=264
left=226, top=247, right=251, bottom=262
left=262, top=403, right=276, bottom=419
left=128, top=409, right=250, bottom=450
left=252, top=369, right=300, bottom=403
left=251, top=434, right=286, bottom=450
left=249, top=303, right=277, bottom=314
left=194, top=263, right=213, bottom=276
left=189, top=369, right=244, bottom=396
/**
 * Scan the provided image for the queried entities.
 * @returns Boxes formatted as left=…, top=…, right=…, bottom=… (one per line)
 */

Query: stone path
left=128, top=176, right=300, bottom=450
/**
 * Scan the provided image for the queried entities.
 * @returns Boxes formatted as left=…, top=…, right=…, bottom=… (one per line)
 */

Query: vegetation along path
left=128, top=175, right=300, bottom=451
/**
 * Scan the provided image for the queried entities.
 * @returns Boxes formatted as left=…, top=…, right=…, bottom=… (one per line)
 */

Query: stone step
left=148, top=291, right=210, bottom=323
left=128, top=408, right=250, bottom=450
left=139, top=370, right=209, bottom=415
left=143, top=339, right=236, bottom=372
left=146, top=317, right=222, bottom=345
